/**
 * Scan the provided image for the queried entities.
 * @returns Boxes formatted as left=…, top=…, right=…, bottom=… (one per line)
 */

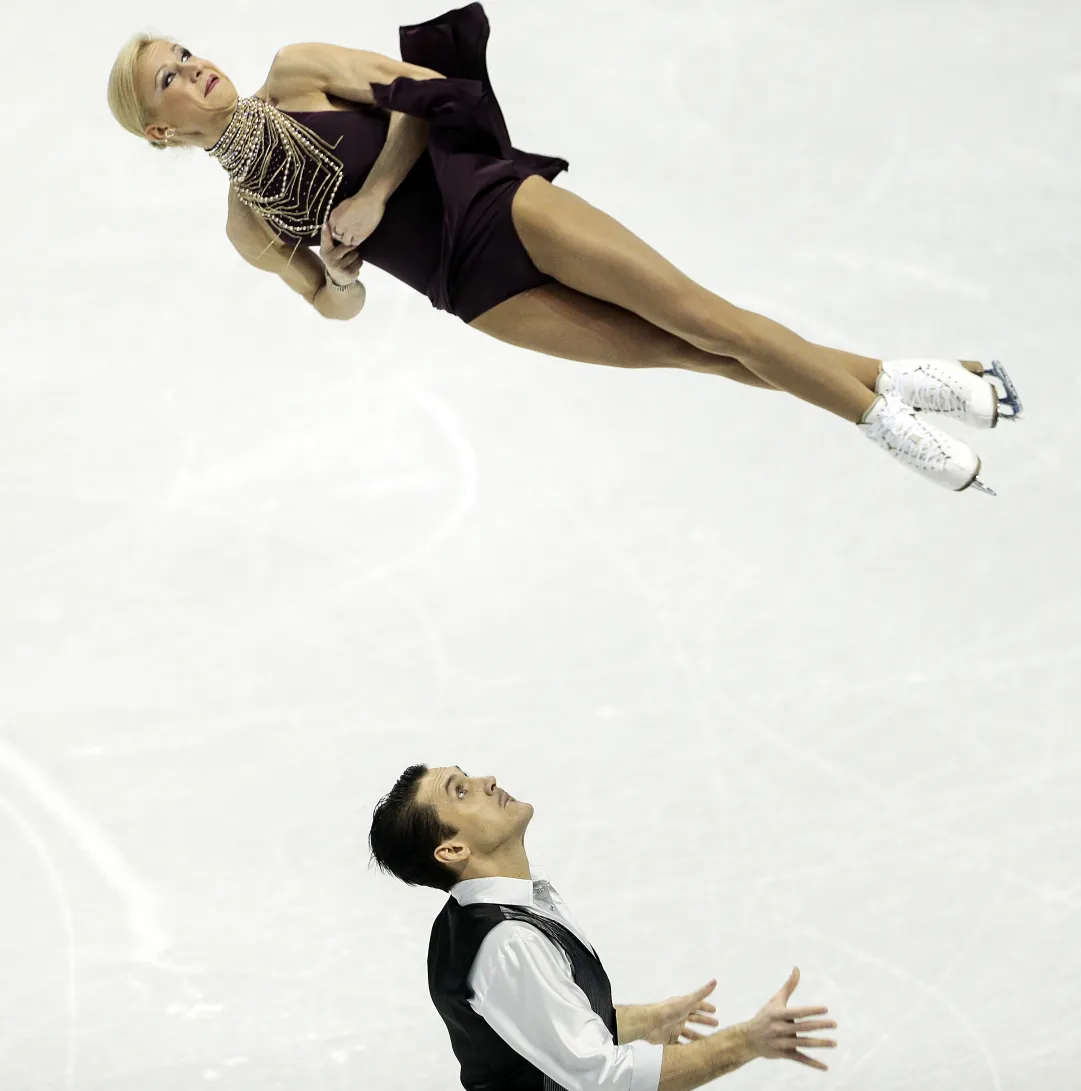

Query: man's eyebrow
left=443, top=767, right=467, bottom=796
left=155, top=43, right=182, bottom=89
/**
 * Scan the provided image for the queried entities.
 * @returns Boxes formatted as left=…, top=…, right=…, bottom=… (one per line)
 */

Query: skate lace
left=903, top=364, right=964, bottom=413
left=867, top=404, right=948, bottom=469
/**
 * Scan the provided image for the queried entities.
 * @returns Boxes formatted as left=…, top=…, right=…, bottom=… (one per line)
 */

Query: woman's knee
left=666, top=291, right=758, bottom=358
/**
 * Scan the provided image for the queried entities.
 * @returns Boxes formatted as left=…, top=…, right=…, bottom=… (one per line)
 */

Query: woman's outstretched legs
left=508, top=177, right=886, bottom=422
left=469, top=277, right=996, bottom=492
left=470, top=280, right=778, bottom=387
left=482, top=177, right=1005, bottom=493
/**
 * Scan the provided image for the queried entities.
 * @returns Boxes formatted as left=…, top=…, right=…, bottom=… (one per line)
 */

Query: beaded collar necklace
left=207, top=95, right=345, bottom=241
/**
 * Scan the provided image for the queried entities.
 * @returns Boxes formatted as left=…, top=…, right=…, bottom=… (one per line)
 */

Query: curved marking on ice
left=0, top=737, right=170, bottom=962
left=343, top=377, right=479, bottom=589
left=0, top=793, right=77, bottom=1090
left=807, top=927, right=1002, bottom=1091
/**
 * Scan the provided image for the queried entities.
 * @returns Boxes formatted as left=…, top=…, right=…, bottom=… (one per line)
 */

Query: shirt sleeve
left=468, top=920, right=662, bottom=1091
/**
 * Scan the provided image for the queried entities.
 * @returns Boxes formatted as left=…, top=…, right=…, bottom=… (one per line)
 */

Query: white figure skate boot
left=860, top=392, right=995, bottom=494
left=875, top=358, right=1023, bottom=429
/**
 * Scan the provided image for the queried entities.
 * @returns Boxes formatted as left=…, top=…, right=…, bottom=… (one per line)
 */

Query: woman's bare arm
left=225, top=193, right=365, bottom=320
left=269, top=44, right=442, bottom=106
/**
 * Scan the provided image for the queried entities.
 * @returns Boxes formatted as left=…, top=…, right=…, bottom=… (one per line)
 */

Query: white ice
left=1, top=0, right=1079, bottom=1088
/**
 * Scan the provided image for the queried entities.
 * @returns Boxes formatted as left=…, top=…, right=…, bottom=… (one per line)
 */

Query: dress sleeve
left=468, top=921, right=662, bottom=1091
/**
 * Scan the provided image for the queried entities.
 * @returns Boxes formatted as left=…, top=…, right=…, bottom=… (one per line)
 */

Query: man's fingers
left=788, top=1019, right=836, bottom=1033
left=787, top=1037, right=836, bottom=1050
left=787, top=1050, right=829, bottom=1071
left=784, top=1006, right=829, bottom=1021
left=779, top=967, right=800, bottom=1001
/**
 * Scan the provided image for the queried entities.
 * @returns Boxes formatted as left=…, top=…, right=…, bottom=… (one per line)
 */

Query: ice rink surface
left=2, top=0, right=1079, bottom=1087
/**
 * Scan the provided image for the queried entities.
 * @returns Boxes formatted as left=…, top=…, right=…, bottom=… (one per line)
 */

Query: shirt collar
left=450, top=862, right=550, bottom=907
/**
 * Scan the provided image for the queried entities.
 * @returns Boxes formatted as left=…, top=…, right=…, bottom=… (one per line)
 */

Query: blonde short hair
left=107, top=32, right=174, bottom=150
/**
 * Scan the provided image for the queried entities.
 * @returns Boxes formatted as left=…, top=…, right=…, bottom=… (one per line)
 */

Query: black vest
left=428, top=895, right=618, bottom=1091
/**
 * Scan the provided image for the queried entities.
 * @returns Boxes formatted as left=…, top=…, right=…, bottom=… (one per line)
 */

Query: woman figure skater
left=107, top=2, right=1021, bottom=494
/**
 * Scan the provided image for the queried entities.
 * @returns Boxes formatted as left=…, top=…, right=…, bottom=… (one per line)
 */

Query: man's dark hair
left=369, top=764, right=462, bottom=892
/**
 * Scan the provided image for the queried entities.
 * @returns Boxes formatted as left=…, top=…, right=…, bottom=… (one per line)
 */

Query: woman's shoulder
left=262, top=46, right=334, bottom=112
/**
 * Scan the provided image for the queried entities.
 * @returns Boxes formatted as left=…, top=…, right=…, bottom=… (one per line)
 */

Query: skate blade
left=967, top=477, right=997, bottom=496
left=986, top=360, right=1023, bottom=420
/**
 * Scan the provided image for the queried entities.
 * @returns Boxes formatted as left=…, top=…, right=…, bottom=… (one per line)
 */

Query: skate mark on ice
left=472, top=423, right=735, bottom=871
left=658, top=7, right=738, bottom=145
left=376, top=572, right=452, bottom=701
left=341, top=376, right=479, bottom=588
left=278, top=378, right=479, bottom=601
left=0, top=736, right=170, bottom=963
left=800, top=927, right=1002, bottom=1091
left=156, top=377, right=480, bottom=668
left=0, top=793, right=78, bottom=1091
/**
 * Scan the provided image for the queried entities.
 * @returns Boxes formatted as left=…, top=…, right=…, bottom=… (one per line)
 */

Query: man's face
left=421, top=766, right=533, bottom=877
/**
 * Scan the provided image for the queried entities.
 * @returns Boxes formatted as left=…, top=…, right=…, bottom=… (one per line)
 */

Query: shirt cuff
left=627, top=1040, right=663, bottom=1091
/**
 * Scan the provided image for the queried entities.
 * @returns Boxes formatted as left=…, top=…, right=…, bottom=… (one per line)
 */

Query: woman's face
left=135, top=40, right=238, bottom=148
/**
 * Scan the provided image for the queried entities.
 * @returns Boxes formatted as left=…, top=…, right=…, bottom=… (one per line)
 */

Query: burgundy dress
left=277, top=2, right=568, bottom=323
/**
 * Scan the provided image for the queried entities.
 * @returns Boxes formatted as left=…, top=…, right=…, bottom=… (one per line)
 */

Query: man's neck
left=459, top=850, right=531, bottom=883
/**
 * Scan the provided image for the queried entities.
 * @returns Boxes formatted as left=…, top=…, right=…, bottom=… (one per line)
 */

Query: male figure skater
left=369, top=764, right=837, bottom=1090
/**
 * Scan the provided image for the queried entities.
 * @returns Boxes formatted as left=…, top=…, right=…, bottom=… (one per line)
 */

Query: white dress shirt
left=449, top=864, right=662, bottom=1091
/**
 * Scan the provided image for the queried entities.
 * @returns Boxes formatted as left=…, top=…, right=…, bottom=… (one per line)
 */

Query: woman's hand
left=645, top=980, right=720, bottom=1046
left=327, top=191, right=387, bottom=249
left=319, top=222, right=364, bottom=287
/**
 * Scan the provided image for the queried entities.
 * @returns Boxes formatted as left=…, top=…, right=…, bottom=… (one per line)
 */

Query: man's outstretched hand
left=741, top=967, right=837, bottom=1071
